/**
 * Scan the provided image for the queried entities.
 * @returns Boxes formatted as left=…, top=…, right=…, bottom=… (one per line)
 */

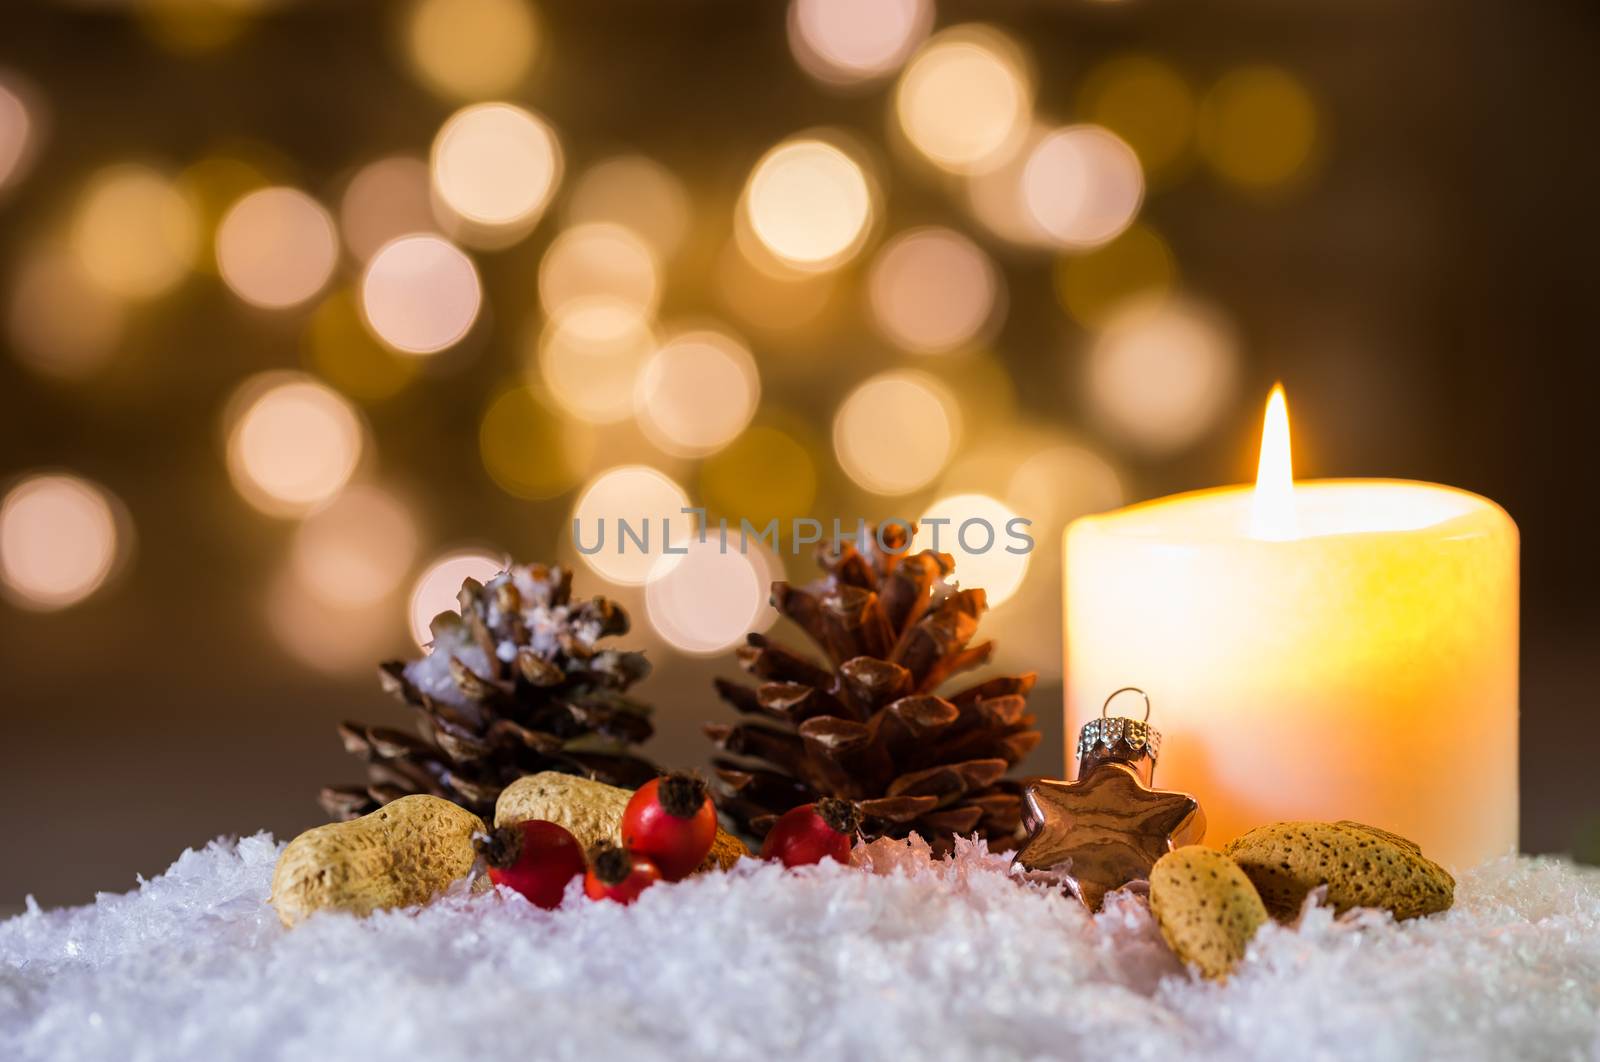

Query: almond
left=1223, top=820, right=1454, bottom=921
left=1149, top=845, right=1268, bottom=981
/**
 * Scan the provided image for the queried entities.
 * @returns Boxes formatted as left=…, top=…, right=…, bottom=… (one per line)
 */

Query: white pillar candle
left=1063, top=388, right=1518, bottom=869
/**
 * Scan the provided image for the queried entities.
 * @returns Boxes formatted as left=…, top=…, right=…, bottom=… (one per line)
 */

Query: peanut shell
left=1149, top=845, right=1268, bottom=981
left=495, top=771, right=749, bottom=872
left=1223, top=820, right=1454, bottom=921
left=270, top=795, right=485, bottom=927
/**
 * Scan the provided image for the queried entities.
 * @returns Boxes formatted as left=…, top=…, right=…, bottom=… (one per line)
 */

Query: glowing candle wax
left=1063, top=387, right=1518, bottom=868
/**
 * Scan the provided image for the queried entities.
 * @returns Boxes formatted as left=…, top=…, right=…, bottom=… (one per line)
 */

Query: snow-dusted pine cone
left=707, top=524, right=1040, bottom=855
left=321, top=563, right=657, bottom=822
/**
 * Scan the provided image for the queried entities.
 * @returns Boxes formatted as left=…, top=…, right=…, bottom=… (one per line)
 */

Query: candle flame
left=1250, top=383, right=1298, bottom=540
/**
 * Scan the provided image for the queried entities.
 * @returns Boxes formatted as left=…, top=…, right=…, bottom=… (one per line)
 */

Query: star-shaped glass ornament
left=1014, top=688, right=1205, bottom=910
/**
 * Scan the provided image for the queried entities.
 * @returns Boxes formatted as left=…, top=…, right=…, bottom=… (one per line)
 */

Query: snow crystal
left=2, top=835, right=1596, bottom=1061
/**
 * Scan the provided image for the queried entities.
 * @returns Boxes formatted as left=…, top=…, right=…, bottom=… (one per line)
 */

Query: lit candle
left=1063, top=386, right=1518, bottom=868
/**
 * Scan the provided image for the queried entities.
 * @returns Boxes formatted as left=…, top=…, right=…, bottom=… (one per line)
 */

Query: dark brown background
left=2, top=0, right=1597, bottom=908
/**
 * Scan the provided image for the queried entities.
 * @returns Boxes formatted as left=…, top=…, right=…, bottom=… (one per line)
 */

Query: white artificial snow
left=3, top=834, right=1597, bottom=1062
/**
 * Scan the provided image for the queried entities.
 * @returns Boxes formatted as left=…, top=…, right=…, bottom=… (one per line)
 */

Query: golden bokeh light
left=635, top=329, right=760, bottom=458
left=1007, top=443, right=1125, bottom=531
left=266, top=567, right=396, bottom=675
left=962, top=123, right=1052, bottom=248
left=223, top=372, right=366, bottom=517
left=340, top=155, right=437, bottom=261
left=1022, top=125, right=1145, bottom=249
left=1086, top=296, right=1238, bottom=455
left=479, top=384, right=594, bottom=500
left=539, top=222, right=660, bottom=317
left=0, top=74, right=37, bottom=193
left=290, top=485, right=419, bottom=608
left=570, top=465, right=695, bottom=586
left=699, top=421, right=818, bottom=526
left=868, top=227, right=1001, bottom=354
left=644, top=536, right=776, bottom=655
left=895, top=26, right=1031, bottom=174
left=431, top=102, right=561, bottom=238
left=70, top=164, right=199, bottom=300
left=787, top=0, right=932, bottom=86
left=910, top=492, right=1028, bottom=607
left=834, top=370, right=960, bottom=496
left=1055, top=222, right=1176, bottom=327
left=7, top=242, right=126, bottom=380
left=742, top=137, right=873, bottom=272
left=1078, top=56, right=1195, bottom=183
left=715, top=239, right=835, bottom=332
left=408, top=548, right=507, bottom=647
left=404, top=0, right=539, bottom=101
left=360, top=234, right=482, bottom=355
left=0, top=474, right=125, bottom=611
left=215, top=186, right=339, bottom=309
left=535, top=296, right=656, bottom=425
left=303, top=289, right=422, bottom=403
left=1198, top=65, right=1319, bottom=191
left=564, top=155, right=690, bottom=260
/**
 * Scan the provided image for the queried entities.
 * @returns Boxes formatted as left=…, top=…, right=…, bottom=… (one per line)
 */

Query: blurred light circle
left=1198, top=65, right=1319, bottom=190
left=1078, top=56, right=1195, bottom=182
left=565, top=155, right=690, bottom=260
left=910, top=492, right=1028, bottom=606
left=70, top=164, right=198, bottom=299
left=645, top=536, right=775, bottom=654
left=833, top=370, right=960, bottom=495
left=536, top=297, right=656, bottom=425
left=1055, top=222, right=1176, bottom=327
left=216, top=186, right=339, bottom=309
left=405, top=0, right=538, bottom=100
left=360, top=234, right=482, bottom=354
left=1007, top=444, right=1124, bottom=532
left=635, top=329, right=760, bottom=457
left=868, top=226, right=1000, bottom=353
left=224, top=372, right=366, bottom=517
left=303, top=289, right=422, bottom=403
left=0, top=474, right=124, bottom=611
left=7, top=243, right=125, bottom=380
left=699, top=421, right=818, bottom=525
left=340, top=155, right=436, bottom=261
left=266, top=569, right=396, bottom=675
left=742, top=138, right=873, bottom=271
left=715, top=240, right=835, bottom=331
left=479, top=384, right=593, bottom=500
left=788, top=0, right=932, bottom=86
left=962, top=123, right=1053, bottom=248
left=290, top=485, right=419, bottom=608
left=539, top=222, right=660, bottom=317
left=895, top=26, right=1030, bottom=174
left=0, top=74, right=37, bottom=193
left=408, top=548, right=506, bottom=647
left=1022, top=125, right=1144, bottom=249
left=431, top=102, right=561, bottom=230
left=1087, top=296, right=1238, bottom=455
left=571, top=465, right=695, bottom=586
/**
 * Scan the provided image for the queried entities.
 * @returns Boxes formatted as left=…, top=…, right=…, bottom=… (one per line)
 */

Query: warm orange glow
left=1250, top=384, right=1298, bottom=540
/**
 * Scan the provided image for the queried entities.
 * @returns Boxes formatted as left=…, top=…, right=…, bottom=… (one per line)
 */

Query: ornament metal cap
left=1075, top=687, right=1163, bottom=785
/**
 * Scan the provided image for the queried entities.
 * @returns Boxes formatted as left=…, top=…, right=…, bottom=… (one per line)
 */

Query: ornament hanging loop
left=1101, top=686, right=1152, bottom=723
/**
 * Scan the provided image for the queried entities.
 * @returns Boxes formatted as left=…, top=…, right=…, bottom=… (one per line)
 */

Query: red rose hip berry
left=621, top=772, right=717, bottom=881
left=583, top=844, right=662, bottom=905
left=478, top=819, right=586, bottom=909
left=761, top=799, right=861, bottom=867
